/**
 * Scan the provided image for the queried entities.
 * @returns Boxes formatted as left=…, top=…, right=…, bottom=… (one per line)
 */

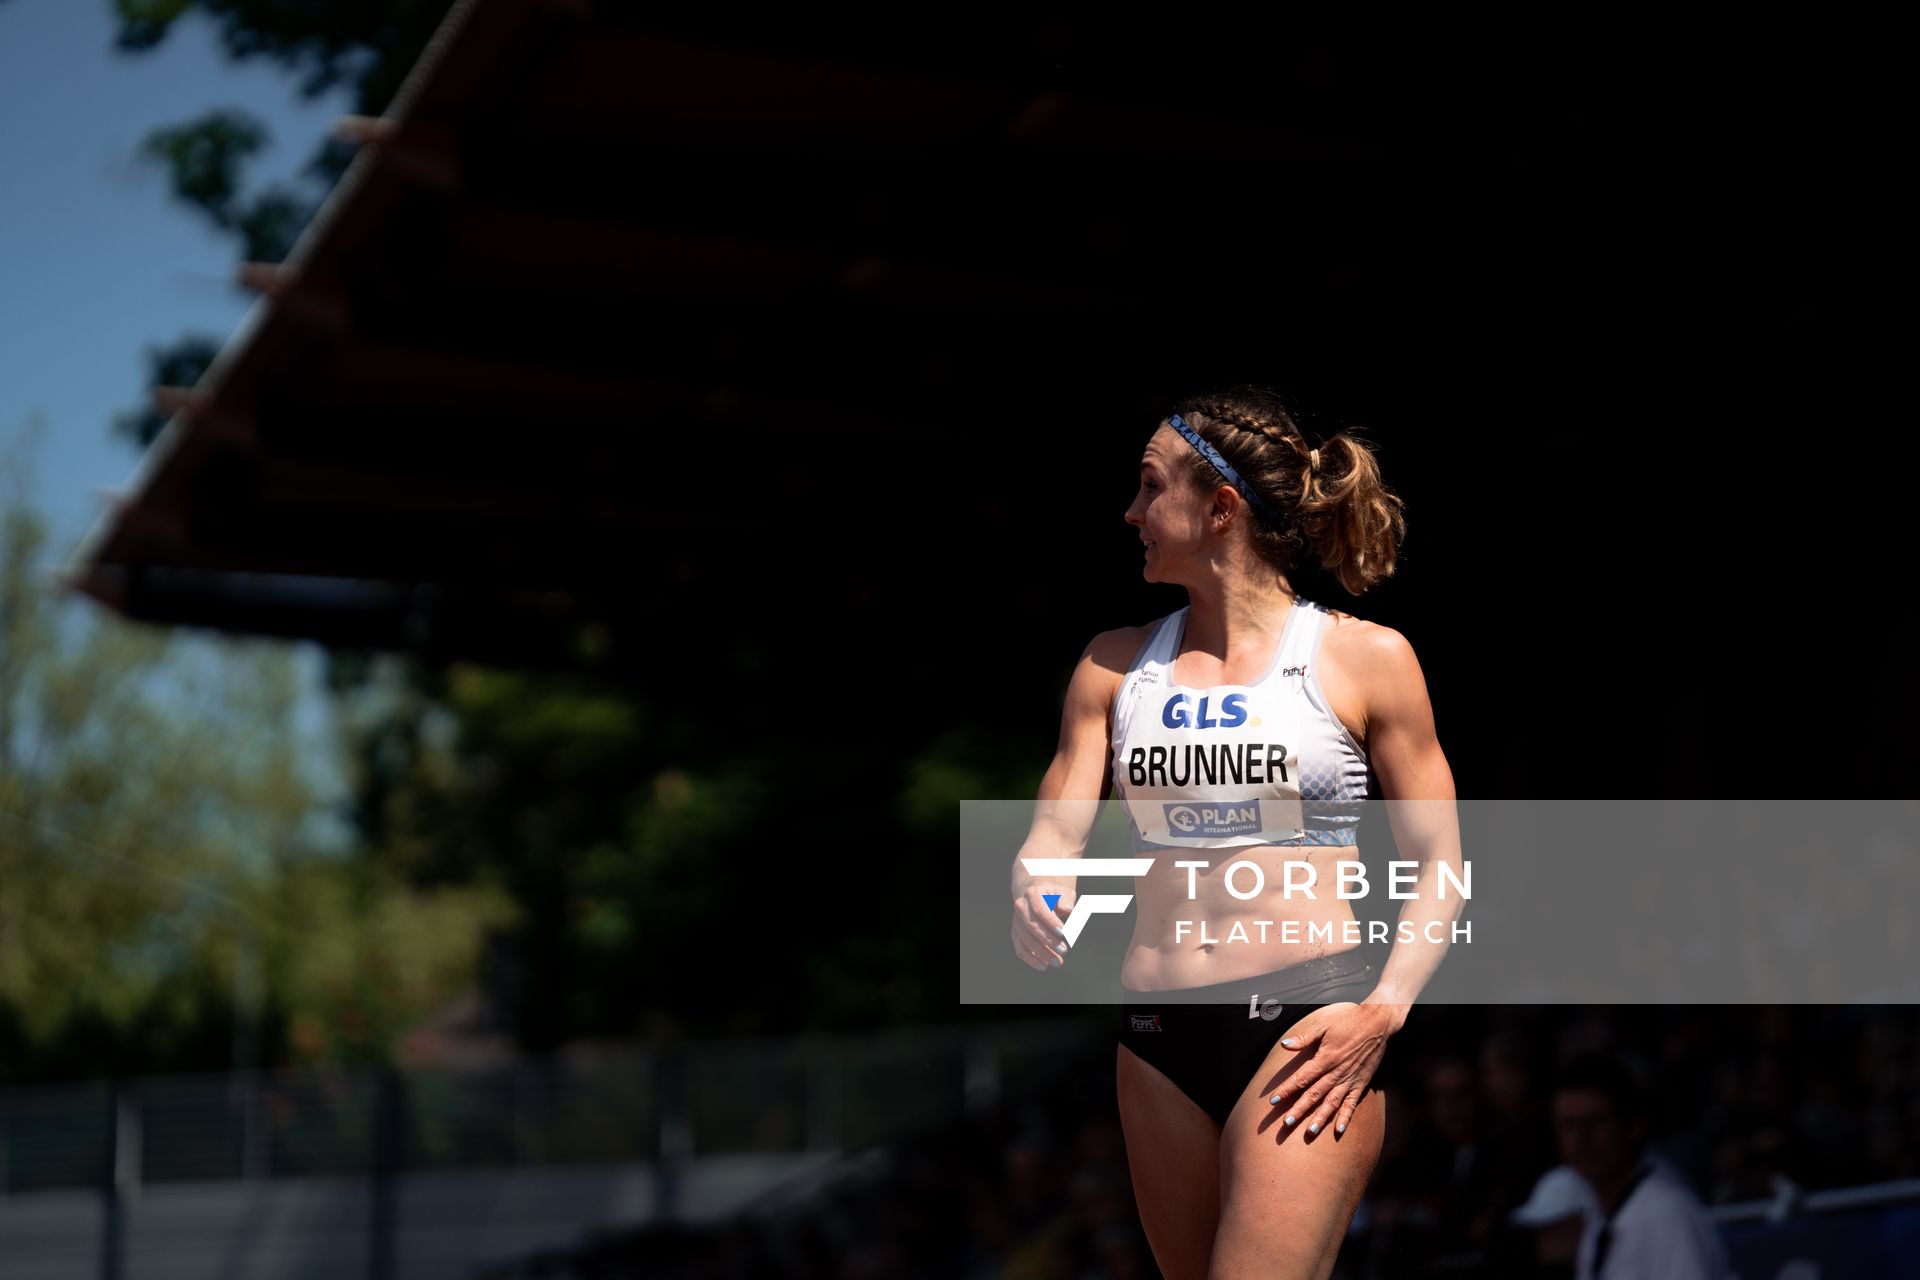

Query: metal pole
left=653, top=1047, right=691, bottom=1220
left=230, top=921, right=267, bottom=1181
left=100, top=1079, right=137, bottom=1280
left=369, top=1065, right=402, bottom=1280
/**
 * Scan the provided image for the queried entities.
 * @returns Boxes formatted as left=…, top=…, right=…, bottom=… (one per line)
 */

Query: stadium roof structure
left=60, top=3, right=1441, bottom=679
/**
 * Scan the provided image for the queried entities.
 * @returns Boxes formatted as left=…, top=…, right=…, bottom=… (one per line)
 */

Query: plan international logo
left=1165, top=801, right=1262, bottom=837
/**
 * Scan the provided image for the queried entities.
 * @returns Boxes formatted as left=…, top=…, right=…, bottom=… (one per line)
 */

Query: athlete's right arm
left=1009, top=628, right=1140, bottom=971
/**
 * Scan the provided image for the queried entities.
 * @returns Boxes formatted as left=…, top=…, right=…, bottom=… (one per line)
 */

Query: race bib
left=1116, top=685, right=1307, bottom=848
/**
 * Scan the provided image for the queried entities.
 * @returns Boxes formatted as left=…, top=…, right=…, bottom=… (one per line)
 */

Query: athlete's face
left=1124, top=426, right=1215, bottom=583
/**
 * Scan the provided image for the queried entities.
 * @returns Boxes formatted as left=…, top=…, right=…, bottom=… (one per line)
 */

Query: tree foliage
left=114, top=0, right=455, bottom=107
left=111, top=1, right=458, bottom=421
left=112, top=332, right=222, bottom=451
left=0, top=430, right=510, bottom=1082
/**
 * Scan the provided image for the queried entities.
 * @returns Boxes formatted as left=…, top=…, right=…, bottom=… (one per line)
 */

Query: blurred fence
left=1714, top=1177, right=1920, bottom=1278
left=0, top=1014, right=1098, bottom=1279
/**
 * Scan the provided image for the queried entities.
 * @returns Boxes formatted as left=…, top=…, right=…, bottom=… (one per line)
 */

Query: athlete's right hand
left=1012, top=881, right=1076, bottom=970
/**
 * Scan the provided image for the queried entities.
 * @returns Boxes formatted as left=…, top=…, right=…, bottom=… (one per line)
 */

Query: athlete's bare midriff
left=1119, top=845, right=1366, bottom=989
left=1111, top=606, right=1373, bottom=992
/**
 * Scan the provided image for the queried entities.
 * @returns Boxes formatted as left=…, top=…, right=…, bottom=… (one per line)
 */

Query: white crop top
left=1109, top=597, right=1373, bottom=850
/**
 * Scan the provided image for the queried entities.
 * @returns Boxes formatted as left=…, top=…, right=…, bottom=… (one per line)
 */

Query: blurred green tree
left=1, top=425, right=509, bottom=1082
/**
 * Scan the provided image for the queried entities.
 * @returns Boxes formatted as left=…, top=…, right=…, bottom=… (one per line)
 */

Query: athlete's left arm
left=1354, top=624, right=1463, bottom=1032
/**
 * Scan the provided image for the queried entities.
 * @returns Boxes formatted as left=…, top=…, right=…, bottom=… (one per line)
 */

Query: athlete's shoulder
left=1322, top=615, right=1432, bottom=737
left=1320, top=608, right=1420, bottom=673
left=1082, top=619, right=1157, bottom=670
left=1063, top=618, right=1166, bottom=710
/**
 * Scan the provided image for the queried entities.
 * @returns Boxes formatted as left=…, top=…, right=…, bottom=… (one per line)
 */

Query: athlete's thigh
left=1115, top=1042, right=1222, bottom=1280
left=1209, top=1045, right=1386, bottom=1280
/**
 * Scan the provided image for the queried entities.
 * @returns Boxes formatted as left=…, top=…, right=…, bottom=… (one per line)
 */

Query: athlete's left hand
left=1266, top=1002, right=1397, bottom=1137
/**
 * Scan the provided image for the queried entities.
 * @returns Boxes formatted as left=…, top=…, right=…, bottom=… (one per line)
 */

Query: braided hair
left=1162, top=384, right=1407, bottom=596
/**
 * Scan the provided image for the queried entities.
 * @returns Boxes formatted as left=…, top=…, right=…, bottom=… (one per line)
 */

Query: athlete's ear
left=1208, top=486, right=1240, bottom=532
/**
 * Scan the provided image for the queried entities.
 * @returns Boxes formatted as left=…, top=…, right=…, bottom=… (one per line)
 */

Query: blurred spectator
left=1425, top=1052, right=1511, bottom=1250
left=1481, top=1031, right=1562, bottom=1225
left=1489, top=1162, right=1600, bottom=1277
left=1553, top=1052, right=1729, bottom=1280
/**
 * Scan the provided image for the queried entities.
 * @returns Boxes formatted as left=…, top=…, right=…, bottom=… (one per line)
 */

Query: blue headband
left=1166, top=413, right=1282, bottom=526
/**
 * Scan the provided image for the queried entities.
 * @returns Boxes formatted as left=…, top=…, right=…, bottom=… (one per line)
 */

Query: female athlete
left=1009, top=385, right=1464, bottom=1279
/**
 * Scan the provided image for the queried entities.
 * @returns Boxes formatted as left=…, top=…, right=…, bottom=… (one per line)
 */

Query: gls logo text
left=1019, top=858, right=1154, bottom=946
left=1161, top=693, right=1250, bottom=729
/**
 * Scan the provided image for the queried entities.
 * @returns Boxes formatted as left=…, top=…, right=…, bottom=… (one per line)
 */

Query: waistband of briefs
left=1121, top=948, right=1374, bottom=1007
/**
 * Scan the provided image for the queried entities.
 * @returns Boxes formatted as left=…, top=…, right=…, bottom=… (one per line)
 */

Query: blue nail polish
left=1284, top=1114, right=1295, bottom=1125
left=1336, top=1122, right=1346, bottom=1134
left=1308, top=1122, right=1320, bottom=1134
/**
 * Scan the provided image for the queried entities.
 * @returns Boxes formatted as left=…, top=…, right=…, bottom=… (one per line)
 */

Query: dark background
left=55, top=3, right=1916, bottom=1052
left=10, top=8, right=1912, bottom=1274
left=2, top=0, right=1896, bottom=1063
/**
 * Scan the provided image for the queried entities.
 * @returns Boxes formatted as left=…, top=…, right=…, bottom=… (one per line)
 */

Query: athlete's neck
left=1181, top=579, right=1298, bottom=659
